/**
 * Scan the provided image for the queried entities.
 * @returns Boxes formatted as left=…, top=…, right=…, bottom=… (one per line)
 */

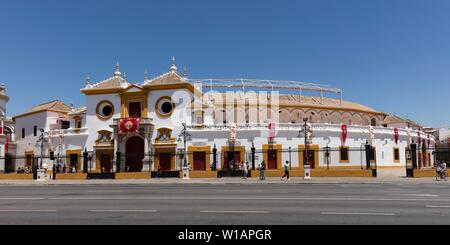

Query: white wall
left=148, top=89, right=193, bottom=141
left=85, top=94, right=121, bottom=151
left=187, top=124, right=435, bottom=169
left=15, top=111, right=49, bottom=157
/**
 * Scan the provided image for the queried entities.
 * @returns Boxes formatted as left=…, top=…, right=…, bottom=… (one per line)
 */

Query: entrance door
left=5, top=154, right=14, bottom=173
left=418, top=152, right=423, bottom=168
left=267, top=150, right=277, bottom=169
left=26, top=154, right=33, bottom=168
left=193, top=152, right=206, bottom=171
left=159, top=153, right=172, bottom=171
left=126, top=136, right=145, bottom=172
left=303, top=150, right=315, bottom=169
left=70, top=154, right=78, bottom=171
left=100, top=154, right=112, bottom=173
left=224, top=151, right=241, bottom=170
left=128, top=102, right=141, bottom=118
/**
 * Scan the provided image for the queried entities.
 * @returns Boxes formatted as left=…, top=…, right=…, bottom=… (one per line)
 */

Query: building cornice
left=13, top=109, right=69, bottom=121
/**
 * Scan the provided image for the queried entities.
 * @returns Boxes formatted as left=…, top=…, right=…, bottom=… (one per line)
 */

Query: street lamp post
left=325, top=145, right=330, bottom=170
left=35, top=128, right=48, bottom=180
left=178, top=123, right=191, bottom=179
left=212, top=144, right=217, bottom=171
left=36, top=129, right=47, bottom=169
left=251, top=142, right=256, bottom=170
left=302, top=118, right=311, bottom=179
left=288, top=146, right=292, bottom=170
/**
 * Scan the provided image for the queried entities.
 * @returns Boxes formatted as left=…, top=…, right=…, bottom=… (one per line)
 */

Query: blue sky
left=0, top=0, right=449, bottom=127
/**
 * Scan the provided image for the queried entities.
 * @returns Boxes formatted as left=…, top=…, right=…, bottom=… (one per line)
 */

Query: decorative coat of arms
left=119, top=118, right=139, bottom=134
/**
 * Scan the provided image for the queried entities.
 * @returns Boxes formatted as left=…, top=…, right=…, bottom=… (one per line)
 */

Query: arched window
left=371, top=118, right=377, bottom=126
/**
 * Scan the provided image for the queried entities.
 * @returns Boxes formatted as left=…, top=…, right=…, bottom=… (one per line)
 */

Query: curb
left=0, top=178, right=441, bottom=186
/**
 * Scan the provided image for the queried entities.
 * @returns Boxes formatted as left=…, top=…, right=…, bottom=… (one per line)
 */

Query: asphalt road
left=1, top=182, right=450, bottom=225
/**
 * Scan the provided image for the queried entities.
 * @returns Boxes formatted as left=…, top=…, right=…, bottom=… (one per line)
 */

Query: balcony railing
left=186, top=123, right=435, bottom=141
left=112, top=117, right=153, bottom=125
left=44, top=127, right=89, bottom=137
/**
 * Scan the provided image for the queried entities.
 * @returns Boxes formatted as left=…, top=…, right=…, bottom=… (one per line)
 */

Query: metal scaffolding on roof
left=188, top=78, right=343, bottom=104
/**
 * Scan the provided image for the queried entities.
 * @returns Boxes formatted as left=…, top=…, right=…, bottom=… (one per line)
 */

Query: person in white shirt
left=243, top=161, right=248, bottom=179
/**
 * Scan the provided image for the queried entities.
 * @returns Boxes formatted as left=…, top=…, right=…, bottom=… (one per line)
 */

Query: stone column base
left=142, top=157, right=150, bottom=172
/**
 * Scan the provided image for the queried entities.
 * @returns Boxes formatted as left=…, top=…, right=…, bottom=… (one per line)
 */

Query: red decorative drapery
left=341, top=124, right=347, bottom=144
left=427, top=134, right=431, bottom=148
left=119, top=118, right=139, bottom=134
left=394, top=128, right=399, bottom=145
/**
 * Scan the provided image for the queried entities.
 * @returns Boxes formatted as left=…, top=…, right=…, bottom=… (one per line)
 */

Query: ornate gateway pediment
left=96, top=130, right=113, bottom=145
left=155, top=127, right=175, bottom=143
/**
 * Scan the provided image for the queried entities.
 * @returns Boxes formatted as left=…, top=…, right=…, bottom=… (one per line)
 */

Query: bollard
left=304, top=164, right=311, bottom=180
left=182, top=165, right=190, bottom=179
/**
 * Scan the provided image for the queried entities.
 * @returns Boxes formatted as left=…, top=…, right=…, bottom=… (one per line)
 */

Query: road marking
left=200, top=210, right=269, bottom=214
left=0, top=210, right=56, bottom=212
left=44, top=197, right=450, bottom=202
left=0, top=198, right=44, bottom=200
left=1, top=196, right=450, bottom=202
left=90, top=210, right=157, bottom=213
left=426, top=205, right=450, bottom=208
left=399, top=194, right=439, bottom=197
left=320, top=212, right=395, bottom=216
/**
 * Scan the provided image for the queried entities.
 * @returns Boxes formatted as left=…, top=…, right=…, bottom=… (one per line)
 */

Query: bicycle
left=436, top=169, right=448, bottom=181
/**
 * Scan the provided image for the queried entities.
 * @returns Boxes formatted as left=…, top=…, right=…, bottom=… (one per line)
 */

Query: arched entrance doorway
left=125, top=136, right=145, bottom=172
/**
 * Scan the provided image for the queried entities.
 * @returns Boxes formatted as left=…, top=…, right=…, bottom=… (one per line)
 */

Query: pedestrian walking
left=156, top=167, right=162, bottom=179
left=259, top=161, right=266, bottom=180
left=243, top=161, right=248, bottom=179
left=258, top=163, right=262, bottom=180
left=282, top=161, right=290, bottom=180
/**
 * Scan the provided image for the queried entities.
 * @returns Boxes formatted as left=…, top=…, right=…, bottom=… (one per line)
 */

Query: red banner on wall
left=268, top=122, right=276, bottom=142
left=341, top=124, right=347, bottom=144
left=230, top=123, right=237, bottom=143
left=394, top=128, right=399, bottom=145
left=427, top=134, right=431, bottom=148
left=119, top=118, right=139, bottom=134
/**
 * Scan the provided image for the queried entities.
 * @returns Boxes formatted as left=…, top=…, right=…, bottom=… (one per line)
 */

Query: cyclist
left=436, top=161, right=447, bottom=179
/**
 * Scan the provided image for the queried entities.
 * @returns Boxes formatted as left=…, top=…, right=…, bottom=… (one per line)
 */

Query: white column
left=0, top=145, right=4, bottom=173
left=142, top=133, right=150, bottom=171
left=112, top=134, right=118, bottom=172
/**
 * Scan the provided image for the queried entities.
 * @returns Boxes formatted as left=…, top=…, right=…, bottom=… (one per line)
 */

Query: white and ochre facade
left=0, top=85, right=17, bottom=173
left=9, top=59, right=436, bottom=173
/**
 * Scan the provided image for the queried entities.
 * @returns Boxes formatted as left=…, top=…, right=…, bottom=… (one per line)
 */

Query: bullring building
left=10, top=58, right=435, bottom=174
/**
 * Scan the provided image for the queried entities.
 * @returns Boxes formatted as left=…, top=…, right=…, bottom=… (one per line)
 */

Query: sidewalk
left=0, top=176, right=444, bottom=185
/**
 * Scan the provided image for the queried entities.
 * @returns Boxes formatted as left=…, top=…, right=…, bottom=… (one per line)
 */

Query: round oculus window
left=156, top=97, right=174, bottom=117
left=161, top=102, right=173, bottom=114
left=97, top=101, right=114, bottom=119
